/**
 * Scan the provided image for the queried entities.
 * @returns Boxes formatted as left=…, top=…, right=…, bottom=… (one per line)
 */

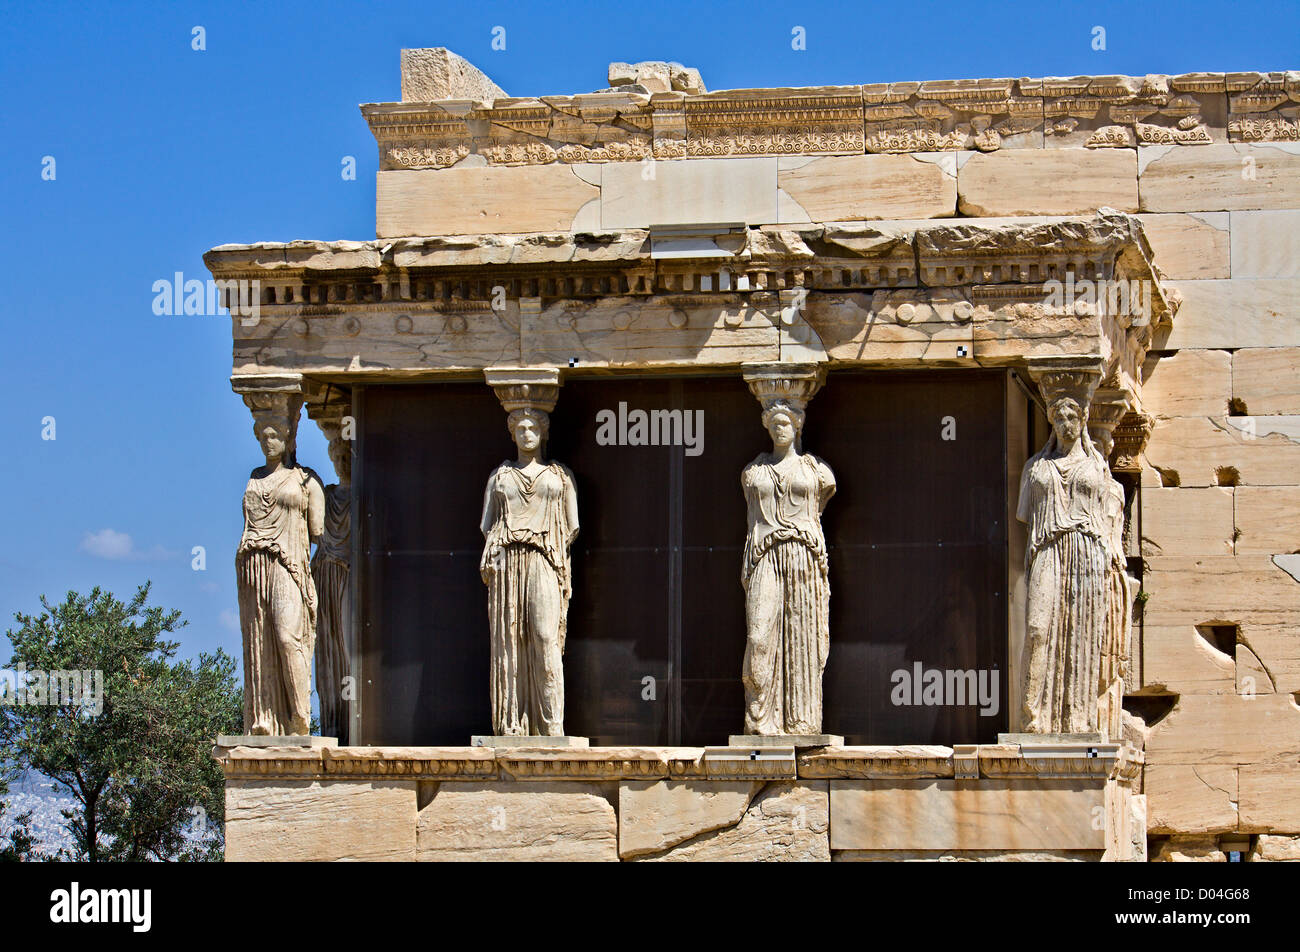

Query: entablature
left=207, top=211, right=1174, bottom=388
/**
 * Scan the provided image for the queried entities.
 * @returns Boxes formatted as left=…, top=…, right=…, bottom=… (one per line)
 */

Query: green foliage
left=0, top=583, right=242, bottom=861
left=0, top=768, right=38, bottom=861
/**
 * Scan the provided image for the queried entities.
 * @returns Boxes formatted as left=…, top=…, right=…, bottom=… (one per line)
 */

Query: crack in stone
left=1236, top=635, right=1278, bottom=694
left=1189, top=766, right=1235, bottom=808
left=1213, top=415, right=1300, bottom=445
left=626, top=781, right=764, bottom=860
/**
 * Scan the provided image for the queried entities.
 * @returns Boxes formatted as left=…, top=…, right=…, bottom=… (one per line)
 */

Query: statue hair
left=761, top=401, right=806, bottom=434
left=252, top=414, right=298, bottom=468
left=506, top=407, right=550, bottom=440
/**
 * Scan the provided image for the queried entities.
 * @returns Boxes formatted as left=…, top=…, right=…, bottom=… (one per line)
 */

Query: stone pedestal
left=470, top=735, right=589, bottom=749
left=998, top=732, right=1104, bottom=746
left=217, top=735, right=337, bottom=748
left=214, top=741, right=1144, bottom=862
left=729, top=734, right=843, bottom=748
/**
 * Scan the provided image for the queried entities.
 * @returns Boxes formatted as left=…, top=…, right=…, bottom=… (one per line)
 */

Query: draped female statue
left=1088, top=407, right=1135, bottom=741
left=741, top=399, right=836, bottom=736
left=311, top=430, right=352, bottom=743
left=480, top=407, right=579, bottom=737
left=1017, top=393, right=1111, bottom=734
left=236, top=395, right=324, bottom=736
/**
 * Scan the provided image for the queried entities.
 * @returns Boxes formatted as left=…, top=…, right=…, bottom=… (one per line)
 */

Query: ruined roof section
left=204, top=210, right=1170, bottom=323
left=400, top=48, right=506, bottom=102
left=364, top=62, right=1298, bottom=170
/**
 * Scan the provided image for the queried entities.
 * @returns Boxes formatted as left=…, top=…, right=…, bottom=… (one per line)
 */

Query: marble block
left=998, top=733, right=1105, bottom=746
left=729, top=734, right=843, bottom=748
left=216, top=735, right=337, bottom=748
left=470, top=735, right=590, bottom=748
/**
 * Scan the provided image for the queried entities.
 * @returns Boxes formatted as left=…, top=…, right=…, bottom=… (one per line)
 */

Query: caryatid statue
left=1016, top=362, right=1111, bottom=735
left=740, top=364, right=836, bottom=736
left=235, top=388, right=324, bottom=736
left=1088, top=388, right=1138, bottom=742
left=480, top=370, right=579, bottom=737
left=309, top=407, right=353, bottom=746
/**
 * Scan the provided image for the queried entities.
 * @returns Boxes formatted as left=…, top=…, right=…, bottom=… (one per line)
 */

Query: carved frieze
left=1227, top=71, right=1300, bottom=143
left=1031, top=74, right=1225, bottom=149
left=863, top=78, right=1042, bottom=153
left=362, top=71, right=1300, bottom=169
left=685, top=88, right=865, bottom=157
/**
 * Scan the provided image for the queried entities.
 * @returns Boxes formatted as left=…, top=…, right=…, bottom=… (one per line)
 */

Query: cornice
left=360, top=71, right=1298, bottom=167
left=204, top=213, right=1168, bottom=326
left=213, top=741, right=1143, bottom=783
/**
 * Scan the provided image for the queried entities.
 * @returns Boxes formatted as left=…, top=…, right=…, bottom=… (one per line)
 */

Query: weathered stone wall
left=213, top=64, right=1300, bottom=859
left=216, top=743, right=1141, bottom=862
left=1137, top=181, right=1300, bottom=853
left=361, top=68, right=1300, bottom=856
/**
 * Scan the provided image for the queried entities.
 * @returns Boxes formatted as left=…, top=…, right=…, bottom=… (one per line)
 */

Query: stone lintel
left=728, top=734, right=842, bottom=748
left=209, top=216, right=1166, bottom=391
left=999, top=731, right=1106, bottom=745
left=230, top=372, right=304, bottom=396
left=216, top=735, right=336, bottom=748
left=212, top=743, right=1137, bottom=783
left=471, top=735, right=589, bottom=748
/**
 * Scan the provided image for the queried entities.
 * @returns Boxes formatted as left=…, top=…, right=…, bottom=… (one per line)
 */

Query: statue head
left=253, top=417, right=294, bottom=465
left=328, top=435, right=352, bottom=485
left=761, top=400, right=805, bottom=451
left=507, top=408, right=549, bottom=455
left=243, top=390, right=302, bottom=468
left=1047, top=396, right=1086, bottom=446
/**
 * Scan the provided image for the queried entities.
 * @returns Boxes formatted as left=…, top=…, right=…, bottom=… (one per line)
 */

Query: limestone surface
left=633, top=782, right=830, bottom=862
left=416, top=781, right=617, bottom=861
left=400, top=48, right=505, bottom=102
left=618, top=780, right=761, bottom=858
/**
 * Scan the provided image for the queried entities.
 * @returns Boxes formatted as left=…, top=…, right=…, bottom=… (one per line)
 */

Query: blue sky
left=1, top=0, right=1296, bottom=669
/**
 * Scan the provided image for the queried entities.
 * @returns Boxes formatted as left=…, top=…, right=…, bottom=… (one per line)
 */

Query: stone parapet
left=215, top=742, right=1143, bottom=861
left=361, top=71, right=1300, bottom=171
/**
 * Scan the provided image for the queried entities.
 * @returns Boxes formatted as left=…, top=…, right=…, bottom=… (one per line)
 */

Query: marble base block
left=471, top=735, right=590, bottom=748
left=729, top=734, right=843, bottom=748
left=998, top=732, right=1105, bottom=746
left=216, top=735, right=337, bottom=748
